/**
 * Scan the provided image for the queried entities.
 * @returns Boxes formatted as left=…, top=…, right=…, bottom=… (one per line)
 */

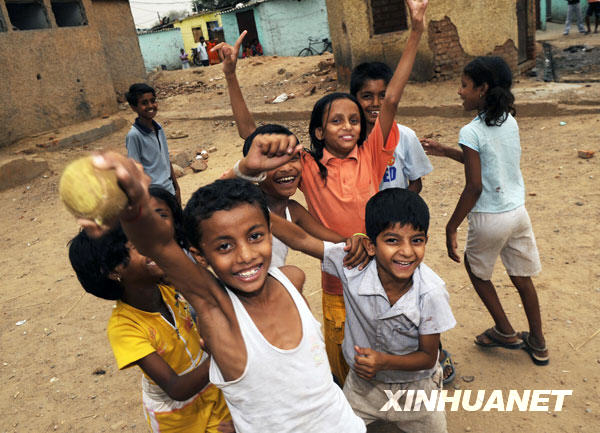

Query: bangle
left=352, top=233, right=368, bottom=238
left=122, top=204, right=143, bottom=223
left=233, top=160, right=267, bottom=183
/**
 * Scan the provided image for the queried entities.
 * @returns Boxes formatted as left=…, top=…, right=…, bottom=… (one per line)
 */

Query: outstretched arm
left=421, top=138, right=464, bottom=163
left=445, top=146, right=482, bottom=262
left=212, top=31, right=257, bottom=139
left=378, top=0, right=428, bottom=142
left=271, top=213, right=325, bottom=260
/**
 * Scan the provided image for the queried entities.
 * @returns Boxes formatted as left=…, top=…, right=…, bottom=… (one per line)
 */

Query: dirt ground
left=1, top=30, right=599, bottom=433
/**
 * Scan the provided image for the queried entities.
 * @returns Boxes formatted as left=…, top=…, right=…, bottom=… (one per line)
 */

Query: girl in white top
left=421, top=56, right=548, bottom=366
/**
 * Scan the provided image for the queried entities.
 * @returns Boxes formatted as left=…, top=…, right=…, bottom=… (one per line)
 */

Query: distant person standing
left=564, top=0, right=586, bottom=35
left=586, top=0, right=600, bottom=33
left=197, top=37, right=209, bottom=66
left=180, top=48, right=190, bottom=69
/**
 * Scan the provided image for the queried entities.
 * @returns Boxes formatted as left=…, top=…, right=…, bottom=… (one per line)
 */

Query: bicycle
left=298, top=37, right=333, bottom=56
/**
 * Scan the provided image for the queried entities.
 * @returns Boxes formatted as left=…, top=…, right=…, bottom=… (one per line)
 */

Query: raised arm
left=212, top=31, right=257, bottom=139
left=378, top=0, right=428, bottom=142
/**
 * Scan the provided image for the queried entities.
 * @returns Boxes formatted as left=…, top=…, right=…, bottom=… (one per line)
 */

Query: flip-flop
left=519, top=331, right=549, bottom=366
left=474, top=327, right=524, bottom=350
left=439, top=349, right=456, bottom=385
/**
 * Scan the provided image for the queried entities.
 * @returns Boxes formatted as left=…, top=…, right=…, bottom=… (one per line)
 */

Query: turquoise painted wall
left=138, top=28, right=185, bottom=72
left=221, top=0, right=329, bottom=57
left=551, top=0, right=586, bottom=22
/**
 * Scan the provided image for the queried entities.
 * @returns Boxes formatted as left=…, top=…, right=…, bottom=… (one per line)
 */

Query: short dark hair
left=242, top=124, right=297, bottom=157
left=68, top=227, right=130, bottom=300
left=126, top=83, right=155, bottom=106
left=350, top=62, right=393, bottom=96
left=463, top=56, right=515, bottom=127
left=148, top=187, right=189, bottom=249
left=366, top=188, right=430, bottom=241
left=183, top=178, right=270, bottom=249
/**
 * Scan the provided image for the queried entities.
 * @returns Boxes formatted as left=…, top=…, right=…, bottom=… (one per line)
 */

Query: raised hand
left=420, top=137, right=447, bottom=157
left=212, top=30, right=247, bottom=76
left=405, top=0, right=428, bottom=33
left=343, top=235, right=373, bottom=270
left=239, top=133, right=302, bottom=176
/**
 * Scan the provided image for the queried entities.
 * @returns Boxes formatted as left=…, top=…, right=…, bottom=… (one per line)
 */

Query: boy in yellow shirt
left=69, top=226, right=232, bottom=432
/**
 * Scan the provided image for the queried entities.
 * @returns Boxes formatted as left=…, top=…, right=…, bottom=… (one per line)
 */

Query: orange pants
left=322, top=292, right=349, bottom=385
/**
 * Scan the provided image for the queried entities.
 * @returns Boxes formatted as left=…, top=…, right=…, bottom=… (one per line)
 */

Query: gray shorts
left=343, top=366, right=447, bottom=433
left=465, top=205, right=541, bottom=280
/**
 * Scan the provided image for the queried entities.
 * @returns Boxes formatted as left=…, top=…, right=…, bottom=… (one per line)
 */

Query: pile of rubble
left=169, top=145, right=218, bottom=178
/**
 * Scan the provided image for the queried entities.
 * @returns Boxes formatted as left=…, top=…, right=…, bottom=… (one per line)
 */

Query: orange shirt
left=299, top=118, right=399, bottom=295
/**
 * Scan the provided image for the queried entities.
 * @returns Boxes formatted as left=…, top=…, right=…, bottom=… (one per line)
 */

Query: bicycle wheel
left=298, top=48, right=315, bottom=57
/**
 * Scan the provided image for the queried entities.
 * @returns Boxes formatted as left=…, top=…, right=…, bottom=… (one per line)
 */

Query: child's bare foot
left=474, top=326, right=523, bottom=349
left=519, top=331, right=549, bottom=366
left=438, top=349, right=455, bottom=384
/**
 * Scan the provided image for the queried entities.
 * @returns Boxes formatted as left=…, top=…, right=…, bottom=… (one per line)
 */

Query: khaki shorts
left=343, top=366, right=447, bottom=433
left=465, top=205, right=541, bottom=280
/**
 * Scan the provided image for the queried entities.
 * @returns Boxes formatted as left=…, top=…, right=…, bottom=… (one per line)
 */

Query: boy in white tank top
left=85, top=143, right=366, bottom=433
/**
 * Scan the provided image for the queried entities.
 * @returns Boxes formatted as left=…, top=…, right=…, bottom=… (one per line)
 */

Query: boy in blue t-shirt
left=271, top=188, right=455, bottom=432
left=125, top=83, right=181, bottom=205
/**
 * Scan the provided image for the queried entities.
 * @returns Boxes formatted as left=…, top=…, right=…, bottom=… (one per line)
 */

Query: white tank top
left=209, top=268, right=365, bottom=433
left=270, top=206, right=291, bottom=268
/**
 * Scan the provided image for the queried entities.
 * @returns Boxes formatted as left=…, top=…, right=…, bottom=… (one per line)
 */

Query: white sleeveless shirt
left=209, top=268, right=365, bottom=433
left=270, top=206, right=291, bottom=268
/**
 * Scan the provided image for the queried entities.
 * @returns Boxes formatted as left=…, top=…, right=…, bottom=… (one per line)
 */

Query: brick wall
left=427, top=16, right=518, bottom=81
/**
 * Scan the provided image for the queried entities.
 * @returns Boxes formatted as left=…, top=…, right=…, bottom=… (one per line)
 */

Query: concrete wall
left=173, top=12, right=222, bottom=57
left=221, top=0, right=330, bottom=57
left=0, top=0, right=145, bottom=147
left=138, top=28, right=185, bottom=71
left=326, top=0, right=536, bottom=84
left=90, top=0, right=146, bottom=96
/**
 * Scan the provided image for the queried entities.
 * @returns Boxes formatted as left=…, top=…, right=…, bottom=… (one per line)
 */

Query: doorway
left=516, top=0, right=528, bottom=63
left=235, top=9, right=259, bottom=47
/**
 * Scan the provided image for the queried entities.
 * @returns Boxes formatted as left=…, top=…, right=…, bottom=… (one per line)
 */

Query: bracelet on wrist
left=233, top=160, right=267, bottom=183
left=352, top=233, right=369, bottom=238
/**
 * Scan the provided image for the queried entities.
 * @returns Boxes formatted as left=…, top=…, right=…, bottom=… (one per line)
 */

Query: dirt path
left=1, top=42, right=599, bottom=433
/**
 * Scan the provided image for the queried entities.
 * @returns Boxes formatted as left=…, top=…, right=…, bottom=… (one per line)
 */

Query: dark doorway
left=236, top=10, right=258, bottom=46
left=516, top=0, right=528, bottom=63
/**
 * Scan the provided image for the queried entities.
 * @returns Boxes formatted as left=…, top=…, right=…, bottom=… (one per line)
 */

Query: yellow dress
left=107, top=284, right=231, bottom=432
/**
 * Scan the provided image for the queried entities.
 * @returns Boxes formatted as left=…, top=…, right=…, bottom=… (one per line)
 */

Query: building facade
left=326, top=0, right=537, bottom=84
left=138, top=28, right=185, bottom=72
left=220, top=0, right=330, bottom=57
left=0, top=0, right=145, bottom=147
left=173, top=11, right=223, bottom=58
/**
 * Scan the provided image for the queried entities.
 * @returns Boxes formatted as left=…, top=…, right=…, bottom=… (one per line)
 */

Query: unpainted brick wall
left=427, top=16, right=518, bottom=81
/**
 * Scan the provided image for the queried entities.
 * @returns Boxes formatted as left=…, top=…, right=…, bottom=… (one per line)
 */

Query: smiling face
left=369, top=222, right=427, bottom=288
left=458, top=74, right=485, bottom=112
left=131, top=92, right=157, bottom=121
left=355, top=78, right=387, bottom=127
left=199, top=203, right=272, bottom=294
left=259, top=153, right=302, bottom=200
left=316, top=98, right=362, bottom=159
left=115, top=242, right=164, bottom=288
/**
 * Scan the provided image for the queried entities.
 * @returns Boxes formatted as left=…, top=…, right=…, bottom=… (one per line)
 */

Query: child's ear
left=479, top=82, right=489, bottom=97
left=315, top=127, right=324, bottom=140
left=108, top=271, right=122, bottom=282
left=365, top=238, right=376, bottom=256
left=189, top=246, right=208, bottom=268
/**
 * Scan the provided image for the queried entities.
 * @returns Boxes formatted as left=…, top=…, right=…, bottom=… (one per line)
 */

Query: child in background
left=586, top=0, right=600, bottom=33
left=350, top=61, right=432, bottom=193
left=269, top=188, right=455, bottom=432
left=180, top=49, right=190, bottom=69
left=233, top=0, right=428, bottom=385
left=68, top=227, right=232, bottom=433
left=563, top=0, right=586, bottom=35
left=125, top=83, right=181, bottom=205
left=421, top=56, right=548, bottom=365
left=80, top=151, right=367, bottom=432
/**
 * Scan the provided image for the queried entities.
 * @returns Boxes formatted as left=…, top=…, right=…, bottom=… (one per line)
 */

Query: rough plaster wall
left=326, top=0, right=521, bottom=84
left=255, top=0, right=330, bottom=57
left=138, top=29, right=184, bottom=71
left=90, top=0, right=146, bottom=97
left=0, top=19, right=117, bottom=146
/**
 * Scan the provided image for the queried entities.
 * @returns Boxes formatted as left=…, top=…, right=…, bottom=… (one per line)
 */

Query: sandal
left=474, top=326, right=523, bottom=350
left=439, top=349, right=456, bottom=385
left=519, top=331, right=549, bottom=366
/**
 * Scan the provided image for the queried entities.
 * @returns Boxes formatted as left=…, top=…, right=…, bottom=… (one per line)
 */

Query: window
left=6, top=0, right=51, bottom=30
left=51, top=0, right=87, bottom=27
left=370, top=0, right=407, bottom=35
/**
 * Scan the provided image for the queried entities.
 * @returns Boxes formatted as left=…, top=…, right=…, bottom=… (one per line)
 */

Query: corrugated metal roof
left=219, top=0, right=273, bottom=15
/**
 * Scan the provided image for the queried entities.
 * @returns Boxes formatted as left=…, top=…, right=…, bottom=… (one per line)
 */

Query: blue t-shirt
left=458, top=114, right=525, bottom=213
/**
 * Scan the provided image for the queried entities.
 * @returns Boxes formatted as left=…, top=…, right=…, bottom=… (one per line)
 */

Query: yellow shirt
left=107, top=284, right=205, bottom=382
